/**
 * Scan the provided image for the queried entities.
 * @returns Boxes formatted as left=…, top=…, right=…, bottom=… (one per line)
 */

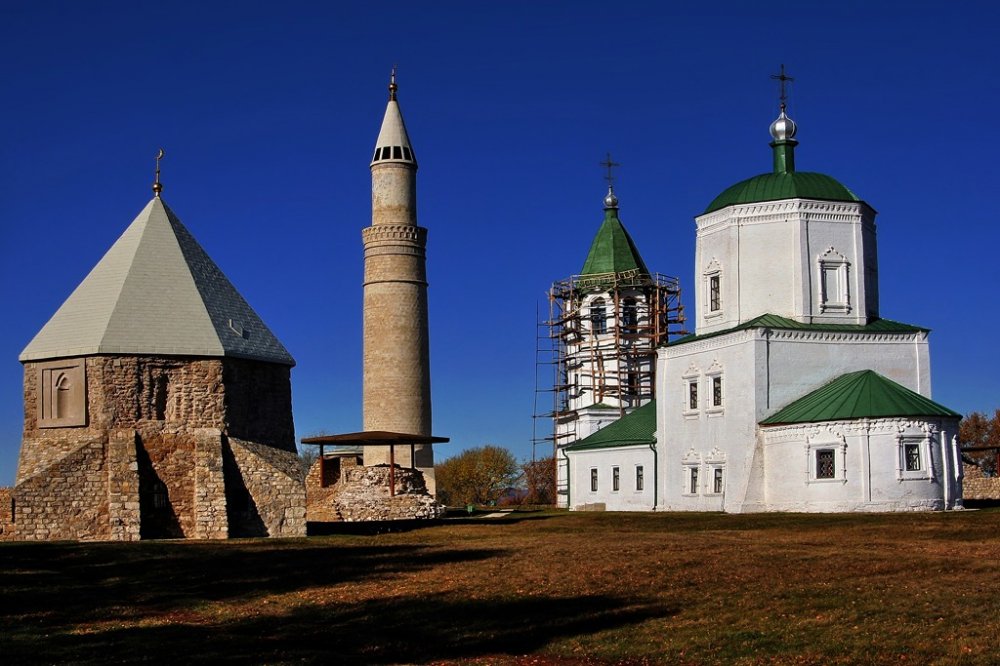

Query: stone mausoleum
left=12, top=188, right=306, bottom=540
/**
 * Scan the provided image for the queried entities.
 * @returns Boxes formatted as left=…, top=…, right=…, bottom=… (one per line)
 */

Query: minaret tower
left=362, top=70, right=435, bottom=491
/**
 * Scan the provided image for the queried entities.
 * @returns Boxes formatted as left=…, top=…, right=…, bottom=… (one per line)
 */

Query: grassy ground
left=2, top=510, right=999, bottom=665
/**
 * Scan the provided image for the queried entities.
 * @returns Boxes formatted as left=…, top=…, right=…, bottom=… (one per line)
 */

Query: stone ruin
left=305, top=454, right=442, bottom=522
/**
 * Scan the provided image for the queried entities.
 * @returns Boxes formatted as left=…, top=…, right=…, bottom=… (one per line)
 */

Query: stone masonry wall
left=963, top=463, right=1000, bottom=500
left=15, top=355, right=302, bottom=541
left=0, top=487, right=14, bottom=540
left=228, top=437, right=306, bottom=537
left=15, top=440, right=110, bottom=541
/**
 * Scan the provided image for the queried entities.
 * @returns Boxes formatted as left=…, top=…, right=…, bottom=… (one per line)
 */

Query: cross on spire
left=600, top=152, right=621, bottom=190
left=770, top=64, right=794, bottom=111
left=152, top=148, right=165, bottom=197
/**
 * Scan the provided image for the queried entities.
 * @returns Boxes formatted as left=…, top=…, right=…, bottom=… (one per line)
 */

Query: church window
left=590, top=298, right=607, bottom=334
left=703, top=260, right=723, bottom=319
left=636, top=466, right=644, bottom=491
left=815, top=449, right=836, bottom=479
left=713, top=468, right=724, bottom=494
left=897, top=435, right=931, bottom=480
left=590, top=468, right=598, bottom=492
left=403, top=147, right=412, bottom=160
left=153, top=374, right=169, bottom=420
left=689, top=467, right=700, bottom=494
left=709, top=275, right=721, bottom=312
left=818, top=248, right=851, bottom=314
left=612, top=466, right=620, bottom=491
left=688, top=382, right=698, bottom=410
left=712, top=376, right=722, bottom=407
left=622, top=298, right=638, bottom=334
left=392, top=146, right=402, bottom=159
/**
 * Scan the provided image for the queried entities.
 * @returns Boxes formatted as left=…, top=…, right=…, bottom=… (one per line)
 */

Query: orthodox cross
left=600, top=152, right=621, bottom=189
left=770, top=64, right=794, bottom=110
left=153, top=148, right=165, bottom=197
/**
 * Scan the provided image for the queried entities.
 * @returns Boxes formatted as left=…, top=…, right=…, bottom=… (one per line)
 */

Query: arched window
left=590, top=298, right=607, bottom=334
left=54, top=373, right=70, bottom=419
left=622, top=297, right=638, bottom=334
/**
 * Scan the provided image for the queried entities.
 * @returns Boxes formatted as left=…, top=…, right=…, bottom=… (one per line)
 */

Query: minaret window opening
left=590, top=298, right=607, bottom=334
left=393, top=147, right=402, bottom=159
left=622, top=298, right=638, bottom=335
left=403, top=147, right=412, bottom=160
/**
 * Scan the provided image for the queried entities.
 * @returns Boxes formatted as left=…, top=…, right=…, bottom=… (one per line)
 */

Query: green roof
left=761, top=370, right=960, bottom=426
left=704, top=171, right=860, bottom=214
left=580, top=208, right=650, bottom=276
left=565, top=401, right=656, bottom=452
left=668, top=313, right=928, bottom=347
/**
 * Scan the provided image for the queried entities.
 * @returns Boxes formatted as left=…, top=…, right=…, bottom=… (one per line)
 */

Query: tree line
left=434, top=445, right=555, bottom=507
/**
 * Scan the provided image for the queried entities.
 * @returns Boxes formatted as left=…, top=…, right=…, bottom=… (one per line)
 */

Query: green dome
left=704, top=171, right=859, bottom=214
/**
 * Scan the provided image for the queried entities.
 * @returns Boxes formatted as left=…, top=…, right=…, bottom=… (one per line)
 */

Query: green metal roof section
left=668, top=313, right=928, bottom=347
left=565, top=401, right=656, bottom=452
left=580, top=207, right=650, bottom=276
left=761, top=370, right=961, bottom=426
left=704, top=171, right=860, bottom=214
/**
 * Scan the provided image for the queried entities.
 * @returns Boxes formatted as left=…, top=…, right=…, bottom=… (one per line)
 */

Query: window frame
left=635, top=465, right=644, bottom=491
left=612, top=466, right=620, bottom=492
left=590, top=467, right=599, bottom=492
left=805, top=438, right=848, bottom=484
left=590, top=298, right=608, bottom=335
left=897, top=434, right=932, bottom=481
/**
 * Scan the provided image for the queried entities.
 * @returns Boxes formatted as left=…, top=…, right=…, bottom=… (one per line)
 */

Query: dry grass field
left=2, top=510, right=999, bottom=665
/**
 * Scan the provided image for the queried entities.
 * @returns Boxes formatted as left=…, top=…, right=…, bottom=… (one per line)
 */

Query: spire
left=371, top=66, right=416, bottom=167
left=769, top=65, right=798, bottom=174
left=152, top=148, right=164, bottom=197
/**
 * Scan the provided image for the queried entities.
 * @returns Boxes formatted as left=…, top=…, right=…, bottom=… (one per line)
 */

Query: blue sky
left=1, top=1, right=998, bottom=485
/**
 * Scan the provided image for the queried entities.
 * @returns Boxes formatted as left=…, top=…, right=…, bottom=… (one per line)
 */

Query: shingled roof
left=20, top=197, right=295, bottom=366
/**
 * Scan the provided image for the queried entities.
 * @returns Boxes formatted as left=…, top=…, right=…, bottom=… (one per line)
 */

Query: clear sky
left=1, top=1, right=998, bottom=485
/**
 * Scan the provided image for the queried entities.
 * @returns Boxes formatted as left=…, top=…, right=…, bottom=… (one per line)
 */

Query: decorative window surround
left=897, top=433, right=933, bottom=481
left=805, top=435, right=848, bottom=484
left=682, top=363, right=700, bottom=419
left=705, top=447, right=726, bottom=495
left=682, top=449, right=701, bottom=496
left=703, top=258, right=723, bottom=320
left=706, top=360, right=724, bottom=417
left=818, top=247, right=851, bottom=314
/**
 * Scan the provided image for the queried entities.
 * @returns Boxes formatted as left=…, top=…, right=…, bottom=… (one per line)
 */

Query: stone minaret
left=362, top=72, right=435, bottom=492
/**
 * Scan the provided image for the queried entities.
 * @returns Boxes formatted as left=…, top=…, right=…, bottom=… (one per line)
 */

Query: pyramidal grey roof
left=20, top=197, right=295, bottom=366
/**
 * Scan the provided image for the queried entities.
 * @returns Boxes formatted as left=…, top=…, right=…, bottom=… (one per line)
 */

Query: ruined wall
left=15, top=355, right=303, bottom=541
left=332, top=465, right=441, bottom=522
left=963, top=463, right=1000, bottom=500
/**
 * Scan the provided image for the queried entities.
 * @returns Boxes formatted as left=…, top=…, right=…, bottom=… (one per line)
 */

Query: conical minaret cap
left=370, top=74, right=417, bottom=167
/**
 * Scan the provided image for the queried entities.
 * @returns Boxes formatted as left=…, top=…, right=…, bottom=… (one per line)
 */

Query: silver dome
left=603, top=187, right=619, bottom=209
left=769, top=108, right=798, bottom=141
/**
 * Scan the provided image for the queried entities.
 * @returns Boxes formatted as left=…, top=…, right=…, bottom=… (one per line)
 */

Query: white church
left=558, top=90, right=963, bottom=513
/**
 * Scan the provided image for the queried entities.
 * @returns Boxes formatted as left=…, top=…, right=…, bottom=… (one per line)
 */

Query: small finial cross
left=153, top=148, right=165, bottom=197
left=770, top=64, right=794, bottom=111
left=600, top=152, right=621, bottom=189
left=389, top=64, right=398, bottom=100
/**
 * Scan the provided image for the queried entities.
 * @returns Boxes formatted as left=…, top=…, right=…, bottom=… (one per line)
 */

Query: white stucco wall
left=694, top=199, right=878, bottom=335
left=758, top=417, right=962, bottom=512
left=659, top=326, right=933, bottom=512
left=566, top=444, right=656, bottom=511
